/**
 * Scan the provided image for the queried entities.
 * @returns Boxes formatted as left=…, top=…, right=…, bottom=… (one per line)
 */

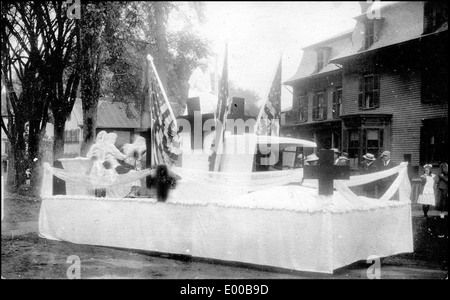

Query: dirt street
left=1, top=191, right=448, bottom=279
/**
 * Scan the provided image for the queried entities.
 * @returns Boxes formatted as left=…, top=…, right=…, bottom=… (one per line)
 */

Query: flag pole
left=145, top=57, right=155, bottom=168
left=213, top=44, right=228, bottom=172
left=254, top=55, right=282, bottom=135
left=147, top=54, right=177, bottom=127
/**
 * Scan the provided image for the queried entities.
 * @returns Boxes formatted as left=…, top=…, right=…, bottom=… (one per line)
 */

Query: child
left=417, top=164, right=435, bottom=218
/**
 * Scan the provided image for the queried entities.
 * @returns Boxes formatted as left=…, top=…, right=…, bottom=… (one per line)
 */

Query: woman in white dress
left=103, top=133, right=131, bottom=198
left=417, top=164, right=436, bottom=218
left=104, top=133, right=127, bottom=171
left=86, top=131, right=108, bottom=197
left=104, top=133, right=142, bottom=198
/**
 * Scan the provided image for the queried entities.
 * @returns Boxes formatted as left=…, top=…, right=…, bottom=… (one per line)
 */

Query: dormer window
left=361, top=16, right=384, bottom=50
left=423, top=1, right=448, bottom=34
left=365, top=19, right=375, bottom=49
left=316, top=47, right=330, bottom=72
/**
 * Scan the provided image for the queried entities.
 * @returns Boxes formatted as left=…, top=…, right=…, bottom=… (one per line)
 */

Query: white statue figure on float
left=123, top=134, right=147, bottom=171
left=183, top=57, right=217, bottom=115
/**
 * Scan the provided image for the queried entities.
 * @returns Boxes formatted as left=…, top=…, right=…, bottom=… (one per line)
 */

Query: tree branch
left=0, top=118, right=12, bottom=142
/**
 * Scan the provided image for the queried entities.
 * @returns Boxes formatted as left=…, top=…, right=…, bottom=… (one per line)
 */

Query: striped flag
left=213, top=45, right=229, bottom=171
left=215, top=44, right=229, bottom=131
left=146, top=57, right=181, bottom=167
left=255, top=57, right=282, bottom=136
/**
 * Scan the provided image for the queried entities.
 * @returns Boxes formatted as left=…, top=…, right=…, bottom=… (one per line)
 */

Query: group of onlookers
left=302, top=148, right=448, bottom=219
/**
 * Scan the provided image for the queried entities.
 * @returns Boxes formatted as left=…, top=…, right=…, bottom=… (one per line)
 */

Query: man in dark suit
left=377, top=151, right=398, bottom=198
left=359, top=153, right=378, bottom=197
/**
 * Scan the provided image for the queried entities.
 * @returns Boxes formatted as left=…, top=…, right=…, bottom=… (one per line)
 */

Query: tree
left=1, top=1, right=79, bottom=191
left=167, top=26, right=211, bottom=116
left=78, top=1, right=128, bottom=155
left=101, top=2, right=211, bottom=117
left=34, top=2, right=80, bottom=162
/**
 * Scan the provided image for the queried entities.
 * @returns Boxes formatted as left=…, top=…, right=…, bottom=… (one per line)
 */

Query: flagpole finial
left=147, top=54, right=154, bottom=61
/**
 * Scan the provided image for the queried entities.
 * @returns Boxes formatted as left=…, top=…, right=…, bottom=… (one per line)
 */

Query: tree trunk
left=53, top=118, right=66, bottom=162
left=28, top=128, right=46, bottom=196
left=81, top=100, right=99, bottom=156
left=11, top=118, right=27, bottom=188
left=152, top=1, right=169, bottom=91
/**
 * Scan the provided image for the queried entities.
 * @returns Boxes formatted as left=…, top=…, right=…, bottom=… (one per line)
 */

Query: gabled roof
left=284, top=29, right=353, bottom=85
left=331, top=1, right=448, bottom=63
left=71, top=98, right=140, bottom=129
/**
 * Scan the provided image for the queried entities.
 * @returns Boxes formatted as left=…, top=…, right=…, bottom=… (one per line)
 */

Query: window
left=64, top=129, right=80, bottom=144
left=365, top=19, right=375, bottom=49
left=312, top=92, right=327, bottom=121
left=316, top=47, right=330, bottom=72
left=423, top=2, right=448, bottom=34
left=297, top=94, right=308, bottom=122
left=64, top=130, right=71, bottom=143
left=347, top=130, right=360, bottom=159
left=332, top=131, right=341, bottom=150
left=332, top=87, right=342, bottom=118
left=364, top=128, right=384, bottom=157
left=317, top=50, right=324, bottom=71
left=358, top=74, right=380, bottom=109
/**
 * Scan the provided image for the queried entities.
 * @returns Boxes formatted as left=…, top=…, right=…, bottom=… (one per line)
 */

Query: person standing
left=377, top=150, right=398, bottom=197
left=359, top=153, right=378, bottom=197
left=331, top=148, right=340, bottom=165
left=335, top=151, right=350, bottom=166
left=359, top=153, right=378, bottom=174
left=435, top=162, right=448, bottom=219
left=305, top=153, right=319, bottom=166
left=417, top=164, right=436, bottom=218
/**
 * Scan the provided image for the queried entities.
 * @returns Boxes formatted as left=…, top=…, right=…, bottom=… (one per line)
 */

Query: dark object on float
left=52, top=160, right=66, bottom=195
left=155, top=164, right=177, bottom=202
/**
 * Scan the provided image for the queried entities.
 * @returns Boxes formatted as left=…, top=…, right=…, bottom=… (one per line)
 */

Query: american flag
left=145, top=58, right=181, bottom=167
left=215, top=45, right=229, bottom=130
left=255, top=57, right=282, bottom=136
left=213, top=45, right=229, bottom=171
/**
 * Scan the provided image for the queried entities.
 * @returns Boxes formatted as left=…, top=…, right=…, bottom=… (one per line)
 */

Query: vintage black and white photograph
left=1, top=1, right=448, bottom=282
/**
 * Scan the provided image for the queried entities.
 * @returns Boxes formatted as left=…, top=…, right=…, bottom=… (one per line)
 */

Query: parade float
left=38, top=53, right=413, bottom=274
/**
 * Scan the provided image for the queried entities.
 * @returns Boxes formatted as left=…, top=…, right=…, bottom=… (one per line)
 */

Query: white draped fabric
left=42, top=163, right=155, bottom=190
left=39, top=162, right=413, bottom=274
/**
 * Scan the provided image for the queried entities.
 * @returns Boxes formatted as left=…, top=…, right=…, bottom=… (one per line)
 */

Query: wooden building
left=283, top=1, right=448, bottom=169
left=64, top=98, right=141, bottom=157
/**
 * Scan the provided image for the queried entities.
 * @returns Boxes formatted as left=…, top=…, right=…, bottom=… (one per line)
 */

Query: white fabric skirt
left=417, top=177, right=435, bottom=206
left=417, top=193, right=435, bottom=205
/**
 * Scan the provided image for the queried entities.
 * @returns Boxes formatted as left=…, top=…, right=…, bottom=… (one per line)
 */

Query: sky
left=182, top=1, right=363, bottom=110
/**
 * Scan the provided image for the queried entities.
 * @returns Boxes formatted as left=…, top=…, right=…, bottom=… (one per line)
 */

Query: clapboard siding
left=342, top=68, right=447, bottom=165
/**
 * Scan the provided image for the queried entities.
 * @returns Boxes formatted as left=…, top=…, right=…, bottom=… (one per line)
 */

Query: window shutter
left=312, top=94, right=318, bottom=120
left=304, top=95, right=308, bottom=122
left=358, top=76, right=364, bottom=109
left=293, top=91, right=300, bottom=111
left=323, top=90, right=328, bottom=119
left=379, top=129, right=384, bottom=149
left=342, top=129, right=349, bottom=153
left=373, top=75, right=380, bottom=108
left=331, top=90, right=336, bottom=118
left=362, top=128, right=367, bottom=154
